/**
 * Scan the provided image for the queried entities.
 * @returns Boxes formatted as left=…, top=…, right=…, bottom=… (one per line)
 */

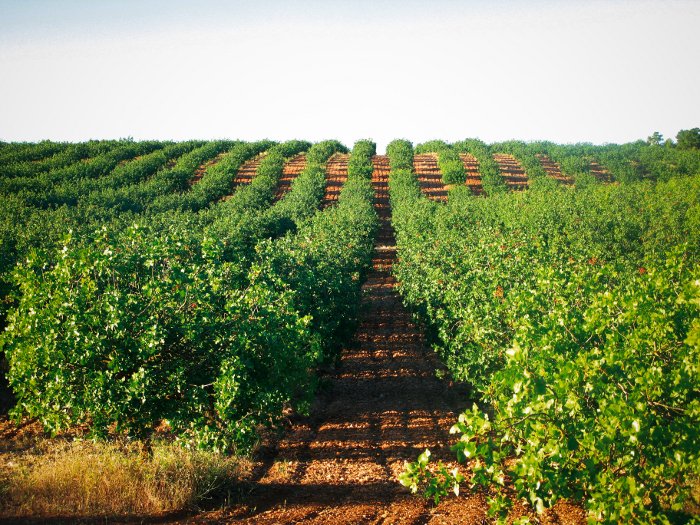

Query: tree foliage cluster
left=390, top=140, right=700, bottom=523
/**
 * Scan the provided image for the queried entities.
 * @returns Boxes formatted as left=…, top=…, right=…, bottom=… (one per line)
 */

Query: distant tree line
left=647, top=127, right=700, bottom=149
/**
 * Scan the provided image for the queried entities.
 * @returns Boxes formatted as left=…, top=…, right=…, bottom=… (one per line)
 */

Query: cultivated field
left=0, top=137, right=698, bottom=524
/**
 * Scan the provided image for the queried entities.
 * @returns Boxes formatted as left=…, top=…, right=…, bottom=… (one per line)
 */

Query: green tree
left=646, top=131, right=663, bottom=145
left=676, top=128, right=700, bottom=150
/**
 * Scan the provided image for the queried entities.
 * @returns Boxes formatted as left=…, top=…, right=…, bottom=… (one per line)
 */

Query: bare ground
left=536, top=154, right=572, bottom=185
left=588, top=160, right=613, bottom=183
left=414, top=153, right=448, bottom=202
left=493, top=154, right=528, bottom=191
left=189, top=151, right=229, bottom=186
left=459, top=153, right=483, bottom=195
left=274, top=153, right=306, bottom=202
left=321, top=153, right=349, bottom=208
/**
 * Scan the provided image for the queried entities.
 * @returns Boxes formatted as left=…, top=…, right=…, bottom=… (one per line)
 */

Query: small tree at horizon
left=676, top=128, right=700, bottom=150
left=647, top=131, right=663, bottom=145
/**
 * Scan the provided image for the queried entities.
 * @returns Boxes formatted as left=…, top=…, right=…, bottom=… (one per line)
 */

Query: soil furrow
left=588, top=160, right=613, bottom=182
left=190, top=151, right=228, bottom=186
left=221, top=153, right=265, bottom=201
left=536, top=154, right=572, bottom=185
left=188, top=155, right=481, bottom=524
left=459, top=153, right=483, bottom=195
left=493, top=153, right=528, bottom=190
left=414, top=153, right=448, bottom=201
left=274, top=153, right=306, bottom=202
left=322, top=153, right=349, bottom=208
left=232, top=154, right=263, bottom=186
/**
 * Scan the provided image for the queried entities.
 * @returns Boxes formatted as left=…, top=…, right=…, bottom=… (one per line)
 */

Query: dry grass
left=0, top=438, right=250, bottom=519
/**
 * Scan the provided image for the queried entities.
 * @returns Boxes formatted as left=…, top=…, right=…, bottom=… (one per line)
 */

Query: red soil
left=588, top=160, right=613, bottom=183
left=190, top=151, right=228, bottom=186
left=233, top=154, right=263, bottom=186
left=274, top=153, right=307, bottom=202
left=219, top=153, right=266, bottom=201
left=414, top=153, right=448, bottom=202
left=536, top=154, right=573, bottom=185
left=493, top=154, right=528, bottom=190
left=117, top=154, right=144, bottom=168
left=459, top=153, right=483, bottom=195
left=321, top=153, right=349, bottom=208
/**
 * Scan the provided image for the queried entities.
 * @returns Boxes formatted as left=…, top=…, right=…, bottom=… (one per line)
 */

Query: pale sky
left=1, top=0, right=698, bottom=152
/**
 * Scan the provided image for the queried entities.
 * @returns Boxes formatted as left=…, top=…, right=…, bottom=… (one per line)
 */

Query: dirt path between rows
left=189, top=156, right=489, bottom=524
left=414, top=153, right=448, bottom=202
left=189, top=151, right=228, bottom=186
left=459, top=153, right=483, bottom=195
left=220, top=153, right=265, bottom=201
left=274, top=153, right=306, bottom=202
left=321, top=152, right=349, bottom=208
left=493, top=154, right=528, bottom=191
left=588, top=160, right=613, bottom=183
left=535, top=154, right=571, bottom=185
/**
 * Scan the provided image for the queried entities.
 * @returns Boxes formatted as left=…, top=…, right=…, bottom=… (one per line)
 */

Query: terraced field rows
left=3, top=138, right=695, bottom=524
left=322, top=152, right=349, bottom=208
left=536, top=154, right=570, bottom=184
left=493, top=153, right=528, bottom=190
left=221, top=152, right=265, bottom=200
left=414, top=153, right=448, bottom=201
left=589, top=160, right=613, bottom=182
left=192, top=156, right=475, bottom=524
left=274, top=153, right=306, bottom=201
left=233, top=153, right=265, bottom=186
left=190, top=151, right=229, bottom=186
left=459, top=153, right=483, bottom=195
